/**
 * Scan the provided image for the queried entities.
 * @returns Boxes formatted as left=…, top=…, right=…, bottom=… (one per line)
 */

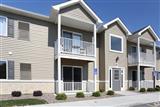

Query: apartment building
left=0, top=0, right=160, bottom=94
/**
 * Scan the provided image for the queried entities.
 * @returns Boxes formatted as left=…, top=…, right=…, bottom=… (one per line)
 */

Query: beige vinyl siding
left=60, top=4, right=95, bottom=24
left=141, top=30, right=155, bottom=42
left=0, top=11, right=55, bottom=80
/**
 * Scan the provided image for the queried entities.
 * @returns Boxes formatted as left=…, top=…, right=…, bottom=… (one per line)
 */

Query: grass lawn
left=0, top=99, right=48, bottom=107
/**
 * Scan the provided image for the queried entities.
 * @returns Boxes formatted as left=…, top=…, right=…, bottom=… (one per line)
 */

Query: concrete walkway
left=27, top=92, right=160, bottom=107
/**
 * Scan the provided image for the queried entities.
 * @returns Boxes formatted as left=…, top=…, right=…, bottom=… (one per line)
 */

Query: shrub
left=99, top=88, right=105, bottom=93
left=139, top=88, right=146, bottom=92
left=106, top=90, right=114, bottom=95
left=147, top=88, right=155, bottom=92
left=155, top=87, right=160, bottom=91
left=11, top=91, right=22, bottom=97
left=33, top=91, right=43, bottom=96
left=92, top=91, right=101, bottom=97
left=56, top=93, right=67, bottom=100
left=128, top=87, right=135, bottom=91
left=156, top=85, right=160, bottom=88
left=76, top=92, right=85, bottom=98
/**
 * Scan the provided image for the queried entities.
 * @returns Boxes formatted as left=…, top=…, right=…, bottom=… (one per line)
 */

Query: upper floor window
left=110, top=34, right=123, bottom=53
left=18, top=22, right=30, bottom=41
left=0, top=16, right=7, bottom=36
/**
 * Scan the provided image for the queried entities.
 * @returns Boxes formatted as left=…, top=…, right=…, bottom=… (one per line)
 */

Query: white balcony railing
left=55, top=37, right=94, bottom=57
left=128, top=52, right=154, bottom=65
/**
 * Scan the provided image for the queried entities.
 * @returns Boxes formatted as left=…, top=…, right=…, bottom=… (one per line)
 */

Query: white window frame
left=109, top=34, right=123, bottom=53
left=0, top=60, right=8, bottom=80
left=0, top=16, right=8, bottom=37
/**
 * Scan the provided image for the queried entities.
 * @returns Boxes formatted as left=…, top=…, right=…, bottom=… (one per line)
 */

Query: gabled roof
left=132, top=25, right=160, bottom=41
left=98, top=18, right=132, bottom=35
left=0, top=4, right=50, bottom=22
left=52, top=0, right=102, bottom=24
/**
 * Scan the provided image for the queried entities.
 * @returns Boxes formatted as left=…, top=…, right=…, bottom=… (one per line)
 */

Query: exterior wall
left=141, top=30, right=155, bottom=42
left=0, top=11, right=56, bottom=80
left=0, top=81, right=54, bottom=94
left=99, top=23, right=128, bottom=90
left=60, top=4, right=95, bottom=24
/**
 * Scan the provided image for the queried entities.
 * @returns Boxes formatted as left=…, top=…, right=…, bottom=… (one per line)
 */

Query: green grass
left=0, top=99, right=48, bottom=107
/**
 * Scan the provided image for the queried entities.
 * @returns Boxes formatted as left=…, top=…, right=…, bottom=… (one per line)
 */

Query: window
left=18, top=22, right=30, bottom=41
left=20, top=63, right=31, bottom=80
left=110, top=34, right=123, bottom=53
left=0, top=61, right=7, bottom=79
left=0, top=16, right=7, bottom=36
left=140, top=47, right=146, bottom=53
left=8, top=18, right=14, bottom=37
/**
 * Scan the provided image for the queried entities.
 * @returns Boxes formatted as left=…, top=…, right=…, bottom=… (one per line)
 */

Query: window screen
left=8, top=18, right=14, bottom=37
left=18, top=22, right=30, bottom=41
left=20, top=63, right=31, bottom=80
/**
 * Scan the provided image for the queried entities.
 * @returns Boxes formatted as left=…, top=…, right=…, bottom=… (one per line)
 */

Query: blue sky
left=1, top=0, right=160, bottom=44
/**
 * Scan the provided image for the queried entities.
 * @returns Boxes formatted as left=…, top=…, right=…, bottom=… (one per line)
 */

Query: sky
left=1, top=0, right=160, bottom=44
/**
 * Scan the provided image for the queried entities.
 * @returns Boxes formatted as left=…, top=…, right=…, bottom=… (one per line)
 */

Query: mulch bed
left=0, top=92, right=121, bottom=104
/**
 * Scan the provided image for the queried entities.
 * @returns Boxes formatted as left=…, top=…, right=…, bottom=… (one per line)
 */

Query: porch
left=128, top=66, right=155, bottom=89
left=55, top=58, right=96, bottom=93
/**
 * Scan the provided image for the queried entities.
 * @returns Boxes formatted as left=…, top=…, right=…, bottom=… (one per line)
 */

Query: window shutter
left=8, top=60, right=14, bottom=79
left=18, top=22, right=30, bottom=41
left=8, top=18, right=14, bottom=37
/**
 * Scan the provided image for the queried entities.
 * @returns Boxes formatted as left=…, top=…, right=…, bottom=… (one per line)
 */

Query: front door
left=112, top=68, right=121, bottom=91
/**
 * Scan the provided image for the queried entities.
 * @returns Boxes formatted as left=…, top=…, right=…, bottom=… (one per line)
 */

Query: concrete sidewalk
left=27, top=92, right=160, bottom=107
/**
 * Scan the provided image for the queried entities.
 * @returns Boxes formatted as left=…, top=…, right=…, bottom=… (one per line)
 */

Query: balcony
left=55, top=37, right=94, bottom=58
left=128, top=52, right=154, bottom=66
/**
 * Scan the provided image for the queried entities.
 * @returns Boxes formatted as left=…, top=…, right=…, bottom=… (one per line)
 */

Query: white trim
left=1, top=4, right=50, bottom=22
left=52, top=0, right=102, bottom=24
left=98, top=18, right=131, bottom=35
left=109, top=34, right=124, bottom=53
left=0, top=16, right=8, bottom=37
left=138, top=25, right=160, bottom=41
left=0, top=80, right=55, bottom=83
left=0, top=59, right=8, bottom=80
left=108, top=66, right=125, bottom=91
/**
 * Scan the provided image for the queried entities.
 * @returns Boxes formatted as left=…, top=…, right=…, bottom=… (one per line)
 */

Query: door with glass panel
left=63, top=66, right=82, bottom=91
left=62, top=31, right=72, bottom=53
left=112, top=68, right=122, bottom=91
left=72, top=33, right=81, bottom=54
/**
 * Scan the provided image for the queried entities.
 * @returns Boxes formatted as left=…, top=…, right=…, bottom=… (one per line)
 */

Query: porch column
left=137, top=37, right=141, bottom=90
left=153, top=42, right=157, bottom=68
left=153, top=42, right=156, bottom=88
left=57, top=14, right=62, bottom=93
left=94, top=24, right=97, bottom=91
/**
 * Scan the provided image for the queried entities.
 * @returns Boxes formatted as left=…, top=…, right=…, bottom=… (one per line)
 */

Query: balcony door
left=62, top=31, right=82, bottom=54
left=72, top=33, right=81, bottom=54
left=62, top=66, right=82, bottom=91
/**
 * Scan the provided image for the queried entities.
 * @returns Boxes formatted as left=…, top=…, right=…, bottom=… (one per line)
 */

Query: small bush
left=92, top=91, right=101, bottom=97
left=33, top=91, right=43, bottom=96
left=155, top=87, right=160, bottom=91
left=147, top=88, right=155, bottom=92
left=99, top=88, right=105, bottom=93
left=139, top=88, right=146, bottom=92
left=156, top=85, right=160, bottom=88
left=76, top=92, right=85, bottom=98
left=128, top=87, right=135, bottom=91
left=56, top=93, right=67, bottom=100
left=11, top=91, right=22, bottom=97
left=106, top=90, right=114, bottom=95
